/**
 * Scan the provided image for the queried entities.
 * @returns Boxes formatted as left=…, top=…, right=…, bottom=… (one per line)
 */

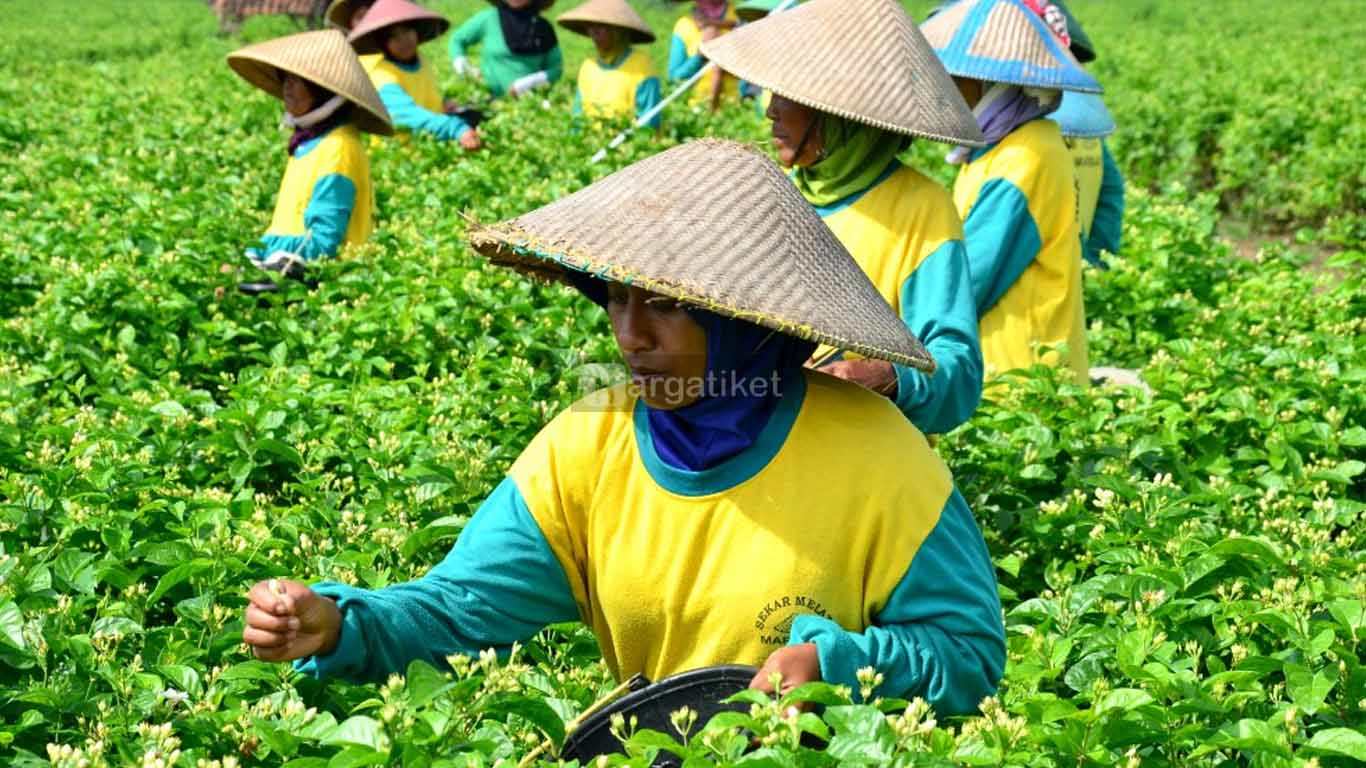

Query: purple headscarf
left=947, top=83, right=1060, bottom=164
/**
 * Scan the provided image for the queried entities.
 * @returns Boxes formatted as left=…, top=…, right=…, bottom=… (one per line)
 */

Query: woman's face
left=281, top=74, right=317, bottom=117
left=766, top=93, right=823, bottom=168
left=953, top=76, right=984, bottom=108
left=606, top=284, right=709, bottom=410
left=503, top=0, right=535, bottom=10
left=586, top=24, right=621, bottom=58
left=384, top=24, right=420, bottom=62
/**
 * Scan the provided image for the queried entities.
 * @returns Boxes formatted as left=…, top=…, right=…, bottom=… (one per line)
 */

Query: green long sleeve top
left=447, top=8, right=563, bottom=97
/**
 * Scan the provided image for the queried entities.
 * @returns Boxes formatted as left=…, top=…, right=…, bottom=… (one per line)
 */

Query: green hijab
left=791, top=113, right=908, bottom=208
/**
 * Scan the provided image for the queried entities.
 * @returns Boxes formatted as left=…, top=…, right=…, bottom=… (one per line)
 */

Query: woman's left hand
left=750, top=643, right=821, bottom=700
left=820, top=359, right=898, bottom=398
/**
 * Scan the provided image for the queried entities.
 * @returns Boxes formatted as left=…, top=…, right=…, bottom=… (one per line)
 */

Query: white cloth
left=508, top=70, right=550, bottom=97
left=281, top=94, right=347, bottom=129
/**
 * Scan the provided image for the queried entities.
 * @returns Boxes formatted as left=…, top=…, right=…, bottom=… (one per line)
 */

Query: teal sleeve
left=789, top=490, right=1005, bottom=716
left=293, top=477, right=580, bottom=683
left=377, top=83, right=470, bottom=141
left=635, top=76, right=662, bottom=128
left=252, top=174, right=356, bottom=260
left=545, top=46, right=564, bottom=84
left=962, top=178, right=1042, bottom=314
left=448, top=11, right=486, bottom=59
left=893, top=240, right=983, bottom=434
left=668, top=35, right=704, bottom=82
left=572, top=88, right=583, bottom=117
left=1085, top=141, right=1124, bottom=267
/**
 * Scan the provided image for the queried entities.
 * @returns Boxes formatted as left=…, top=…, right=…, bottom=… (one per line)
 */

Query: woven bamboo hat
left=700, top=0, right=983, bottom=146
left=227, top=30, right=394, bottom=136
left=468, top=140, right=934, bottom=370
left=557, top=0, right=656, bottom=44
left=1050, top=90, right=1113, bottom=138
left=922, top=0, right=1099, bottom=93
left=347, top=0, right=450, bottom=55
left=325, top=0, right=372, bottom=31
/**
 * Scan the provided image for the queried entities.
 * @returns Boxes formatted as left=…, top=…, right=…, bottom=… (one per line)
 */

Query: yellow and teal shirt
left=246, top=122, right=373, bottom=262
left=1065, top=137, right=1124, bottom=268
left=448, top=8, right=564, bottom=98
left=668, top=10, right=742, bottom=108
left=296, top=372, right=1005, bottom=716
left=953, top=119, right=1089, bottom=383
left=363, top=54, right=471, bottom=142
left=572, top=47, right=663, bottom=128
left=810, top=163, right=983, bottom=435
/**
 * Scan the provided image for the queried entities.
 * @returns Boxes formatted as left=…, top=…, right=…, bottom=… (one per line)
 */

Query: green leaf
left=1303, top=728, right=1366, bottom=761
left=481, top=694, right=565, bottom=746
left=404, top=660, right=455, bottom=708
left=1096, top=688, right=1154, bottom=715
left=323, top=716, right=388, bottom=753
left=150, top=400, right=188, bottom=419
left=1283, top=663, right=1336, bottom=715
left=0, top=602, right=27, bottom=650
left=1197, top=718, right=1291, bottom=758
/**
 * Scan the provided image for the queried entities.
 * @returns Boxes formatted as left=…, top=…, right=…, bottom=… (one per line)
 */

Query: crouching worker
left=241, top=140, right=1005, bottom=716
left=558, top=0, right=662, bottom=127
left=349, top=0, right=483, bottom=150
left=227, top=29, right=392, bottom=282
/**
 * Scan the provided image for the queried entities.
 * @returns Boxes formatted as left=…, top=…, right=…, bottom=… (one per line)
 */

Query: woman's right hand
left=460, top=129, right=483, bottom=151
left=243, top=579, right=342, bottom=662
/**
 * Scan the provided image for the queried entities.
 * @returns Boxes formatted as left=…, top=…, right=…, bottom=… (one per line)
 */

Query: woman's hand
left=460, top=129, right=483, bottom=151
left=242, top=579, right=342, bottom=662
left=750, top=643, right=821, bottom=699
left=819, top=359, right=898, bottom=398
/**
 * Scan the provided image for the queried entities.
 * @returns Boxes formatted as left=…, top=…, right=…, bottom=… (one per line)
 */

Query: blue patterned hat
left=1049, top=90, right=1114, bottom=138
left=922, top=0, right=1101, bottom=94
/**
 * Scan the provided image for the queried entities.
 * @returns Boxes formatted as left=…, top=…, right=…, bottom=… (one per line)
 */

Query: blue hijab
left=567, top=273, right=816, bottom=471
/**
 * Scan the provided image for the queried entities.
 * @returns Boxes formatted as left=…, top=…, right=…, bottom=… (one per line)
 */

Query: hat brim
left=468, top=227, right=933, bottom=370
left=227, top=54, right=394, bottom=135
left=557, top=17, right=655, bottom=44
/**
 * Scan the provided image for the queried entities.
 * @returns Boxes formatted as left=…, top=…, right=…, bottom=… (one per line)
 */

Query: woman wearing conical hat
left=240, top=141, right=1005, bottom=716
left=923, top=0, right=1100, bottom=384
left=703, top=0, right=987, bottom=437
left=348, top=0, right=482, bottom=150
left=228, top=30, right=392, bottom=273
left=449, top=0, right=563, bottom=99
left=557, top=0, right=662, bottom=127
left=668, top=0, right=742, bottom=111
left=1040, top=0, right=1124, bottom=269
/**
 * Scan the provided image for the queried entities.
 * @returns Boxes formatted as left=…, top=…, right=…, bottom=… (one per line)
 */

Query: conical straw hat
left=325, top=0, right=372, bottom=31
left=557, top=0, right=656, bottom=44
left=228, top=30, right=394, bottom=136
left=700, top=0, right=984, bottom=146
left=348, top=0, right=450, bottom=56
left=1050, top=90, right=1113, bottom=138
left=468, top=140, right=934, bottom=371
left=922, top=0, right=1100, bottom=93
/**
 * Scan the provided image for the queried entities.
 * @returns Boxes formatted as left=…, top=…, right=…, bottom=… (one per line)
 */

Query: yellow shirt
left=576, top=48, right=659, bottom=120
left=262, top=122, right=373, bottom=256
left=1066, top=137, right=1103, bottom=241
left=671, top=11, right=741, bottom=107
left=954, top=119, right=1088, bottom=383
left=511, top=373, right=952, bottom=681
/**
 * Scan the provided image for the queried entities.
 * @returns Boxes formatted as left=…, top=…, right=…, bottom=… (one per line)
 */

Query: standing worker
left=704, top=0, right=988, bottom=435
left=449, top=0, right=563, bottom=99
left=1042, top=0, right=1123, bottom=268
left=348, top=0, right=482, bottom=149
left=240, top=140, right=1005, bottom=717
left=922, top=0, right=1101, bottom=384
left=668, top=0, right=741, bottom=111
left=228, top=30, right=392, bottom=276
left=557, top=0, right=662, bottom=127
